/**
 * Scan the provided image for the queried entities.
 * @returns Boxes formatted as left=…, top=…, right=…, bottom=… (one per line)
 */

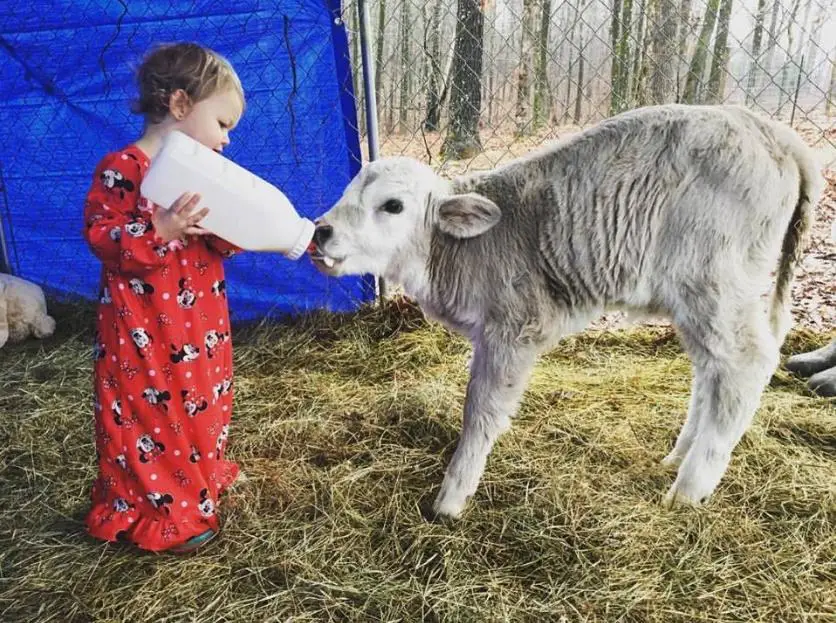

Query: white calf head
left=310, top=157, right=501, bottom=282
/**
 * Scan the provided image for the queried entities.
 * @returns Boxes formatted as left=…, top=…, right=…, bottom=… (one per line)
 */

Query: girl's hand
left=152, top=192, right=211, bottom=242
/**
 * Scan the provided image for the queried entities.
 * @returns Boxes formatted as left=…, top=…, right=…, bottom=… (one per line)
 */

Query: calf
left=311, top=104, right=823, bottom=517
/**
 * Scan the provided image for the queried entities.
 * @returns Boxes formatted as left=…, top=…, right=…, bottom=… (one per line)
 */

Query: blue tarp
left=0, top=1, right=374, bottom=321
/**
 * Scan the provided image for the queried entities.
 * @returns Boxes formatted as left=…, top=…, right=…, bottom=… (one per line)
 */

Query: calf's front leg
left=433, top=338, right=537, bottom=518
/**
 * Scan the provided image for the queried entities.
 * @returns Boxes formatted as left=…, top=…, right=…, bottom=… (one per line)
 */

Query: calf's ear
left=437, top=193, right=501, bottom=239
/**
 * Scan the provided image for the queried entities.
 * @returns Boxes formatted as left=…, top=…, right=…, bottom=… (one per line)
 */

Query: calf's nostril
left=313, top=225, right=333, bottom=248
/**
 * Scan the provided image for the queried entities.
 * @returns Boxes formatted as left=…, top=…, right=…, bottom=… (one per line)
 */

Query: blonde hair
left=133, top=42, right=245, bottom=123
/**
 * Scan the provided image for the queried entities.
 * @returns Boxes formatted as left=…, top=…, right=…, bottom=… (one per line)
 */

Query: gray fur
left=312, top=104, right=824, bottom=517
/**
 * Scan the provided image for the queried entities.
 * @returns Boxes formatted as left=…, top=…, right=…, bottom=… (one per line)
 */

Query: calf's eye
left=381, top=199, right=403, bottom=214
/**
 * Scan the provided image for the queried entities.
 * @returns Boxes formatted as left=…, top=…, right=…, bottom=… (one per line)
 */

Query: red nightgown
left=83, top=145, right=240, bottom=551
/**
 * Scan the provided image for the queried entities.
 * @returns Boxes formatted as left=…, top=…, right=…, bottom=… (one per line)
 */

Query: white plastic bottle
left=140, top=131, right=315, bottom=259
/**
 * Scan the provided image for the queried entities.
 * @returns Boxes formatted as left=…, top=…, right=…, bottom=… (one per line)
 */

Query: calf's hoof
left=662, top=485, right=704, bottom=509
left=661, top=450, right=685, bottom=469
left=662, top=473, right=716, bottom=509
left=432, top=480, right=468, bottom=520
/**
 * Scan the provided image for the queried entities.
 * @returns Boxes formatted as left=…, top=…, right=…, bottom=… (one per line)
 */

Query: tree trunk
left=398, top=0, right=410, bottom=131
left=423, top=0, right=444, bottom=131
left=349, top=2, right=366, bottom=136
left=779, top=0, right=813, bottom=113
left=386, top=51, right=397, bottom=133
left=803, top=4, right=829, bottom=92
left=683, top=0, right=720, bottom=103
left=796, top=0, right=814, bottom=63
left=706, top=0, right=733, bottom=103
left=422, top=3, right=430, bottom=107
left=610, top=0, right=634, bottom=114
left=826, top=56, right=836, bottom=117
left=487, top=71, right=494, bottom=124
left=649, top=0, right=678, bottom=104
left=762, top=0, right=781, bottom=87
left=564, top=7, right=579, bottom=122
left=433, top=46, right=457, bottom=130
left=777, top=0, right=803, bottom=114
left=574, top=28, right=586, bottom=124
left=442, top=0, right=485, bottom=159
left=515, top=0, right=536, bottom=135
left=532, top=0, right=552, bottom=130
left=745, top=0, right=767, bottom=104
left=675, top=0, right=692, bottom=100
left=633, top=0, right=650, bottom=105
left=610, top=0, right=623, bottom=112
left=374, top=0, right=386, bottom=107
left=484, top=0, right=494, bottom=125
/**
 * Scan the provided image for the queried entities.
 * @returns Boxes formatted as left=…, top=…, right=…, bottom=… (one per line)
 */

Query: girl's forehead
left=224, top=90, right=244, bottom=116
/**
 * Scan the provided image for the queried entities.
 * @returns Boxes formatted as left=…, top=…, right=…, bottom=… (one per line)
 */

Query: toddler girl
left=84, top=42, right=246, bottom=553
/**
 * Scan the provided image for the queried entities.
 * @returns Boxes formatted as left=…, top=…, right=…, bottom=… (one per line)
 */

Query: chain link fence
left=339, top=0, right=835, bottom=176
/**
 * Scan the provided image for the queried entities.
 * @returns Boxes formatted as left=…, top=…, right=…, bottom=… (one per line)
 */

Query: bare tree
left=516, top=0, right=536, bottom=135
left=386, top=33, right=397, bottom=133
left=683, top=0, right=720, bottom=103
left=423, top=0, right=445, bottom=131
left=573, top=22, right=586, bottom=124
left=562, top=2, right=584, bottom=122
left=745, top=0, right=767, bottom=105
left=349, top=2, right=364, bottom=135
left=781, top=0, right=803, bottom=107
left=398, top=0, right=411, bottom=131
left=762, top=0, right=782, bottom=86
left=777, top=0, right=807, bottom=113
left=803, top=1, right=831, bottom=92
left=442, top=0, right=485, bottom=159
left=610, top=0, right=624, bottom=112
left=374, top=0, right=386, bottom=107
left=648, top=0, right=678, bottom=104
left=675, top=0, right=693, bottom=98
left=706, top=0, right=733, bottom=103
left=628, top=0, right=647, bottom=105
left=610, top=0, right=634, bottom=113
left=532, top=0, right=552, bottom=130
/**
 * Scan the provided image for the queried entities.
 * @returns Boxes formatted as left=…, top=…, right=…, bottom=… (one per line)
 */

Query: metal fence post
left=0, top=162, right=13, bottom=274
left=356, top=0, right=386, bottom=300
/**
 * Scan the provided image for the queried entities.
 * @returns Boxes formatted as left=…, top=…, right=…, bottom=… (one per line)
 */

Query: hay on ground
left=0, top=298, right=834, bottom=622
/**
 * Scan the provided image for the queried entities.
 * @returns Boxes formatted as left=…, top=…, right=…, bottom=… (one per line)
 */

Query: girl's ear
left=168, top=89, right=193, bottom=121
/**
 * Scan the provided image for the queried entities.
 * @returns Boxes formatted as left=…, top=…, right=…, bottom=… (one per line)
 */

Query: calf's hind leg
left=666, top=307, right=779, bottom=506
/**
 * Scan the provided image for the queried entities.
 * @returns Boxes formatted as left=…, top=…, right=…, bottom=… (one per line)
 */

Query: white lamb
left=0, top=274, right=56, bottom=348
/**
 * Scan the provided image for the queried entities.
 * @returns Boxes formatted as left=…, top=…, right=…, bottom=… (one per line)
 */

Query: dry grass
left=1, top=298, right=834, bottom=622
